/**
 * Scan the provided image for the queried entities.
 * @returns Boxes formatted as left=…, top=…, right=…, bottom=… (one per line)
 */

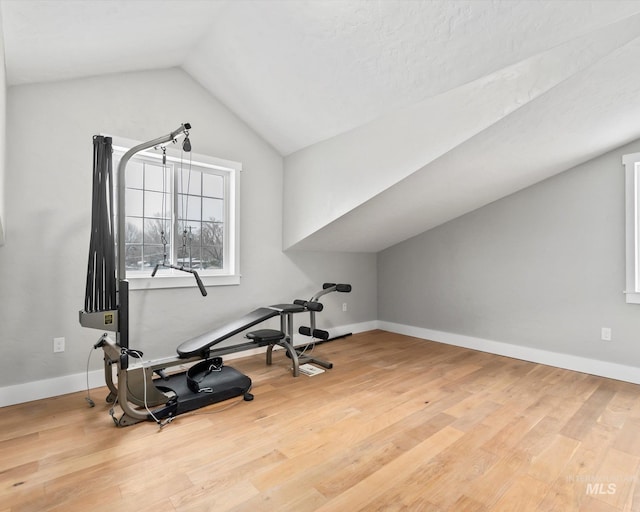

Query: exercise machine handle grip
left=193, top=271, right=207, bottom=297
left=306, top=301, right=323, bottom=312
left=313, top=282, right=353, bottom=301
left=150, top=262, right=207, bottom=296
left=322, top=282, right=351, bottom=292
left=299, top=326, right=330, bottom=340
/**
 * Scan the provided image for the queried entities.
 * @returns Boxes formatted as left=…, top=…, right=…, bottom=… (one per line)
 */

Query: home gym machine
left=79, top=123, right=351, bottom=427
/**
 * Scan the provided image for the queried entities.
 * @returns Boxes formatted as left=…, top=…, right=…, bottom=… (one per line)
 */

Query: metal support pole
left=116, top=123, right=191, bottom=284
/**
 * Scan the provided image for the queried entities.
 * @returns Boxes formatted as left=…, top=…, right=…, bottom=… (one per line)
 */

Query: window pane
left=125, top=218, right=143, bottom=243
left=203, top=245, right=223, bottom=269
left=182, top=222, right=200, bottom=246
left=201, top=221, right=222, bottom=246
left=144, top=218, right=169, bottom=245
left=189, top=247, right=202, bottom=269
left=126, top=188, right=143, bottom=217
left=125, top=244, right=142, bottom=270
left=145, top=245, right=165, bottom=268
left=176, top=223, right=198, bottom=257
left=127, top=160, right=144, bottom=189
left=118, top=146, right=237, bottom=280
left=144, top=190, right=167, bottom=218
left=203, top=197, right=223, bottom=222
left=177, top=194, right=201, bottom=221
left=203, top=173, right=223, bottom=198
left=178, top=168, right=201, bottom=196
left=177, top=246, right=199, bottom=267
left=145, top=162, right=169, bottom=192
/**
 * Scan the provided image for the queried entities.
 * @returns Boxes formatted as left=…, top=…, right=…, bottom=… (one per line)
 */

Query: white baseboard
left=0, top=369, right=107, bottom=408
left=0, top=321, right=376, bottom=408
left=325, top=320, right=378, bottom=340
left=8, top=319, right=632, bottom=408
left=378, top=321, right=640, bottom=385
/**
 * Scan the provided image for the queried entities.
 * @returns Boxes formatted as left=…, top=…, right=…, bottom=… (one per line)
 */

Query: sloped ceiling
left=3, top=0, right=640, bottom=252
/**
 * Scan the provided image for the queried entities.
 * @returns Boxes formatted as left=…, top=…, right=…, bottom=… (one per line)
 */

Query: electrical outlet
left=601, top=327, right=612, bottom=341
left=53, top=337, right=65, bottom=353
left=342, top=302, right=348, bottom=312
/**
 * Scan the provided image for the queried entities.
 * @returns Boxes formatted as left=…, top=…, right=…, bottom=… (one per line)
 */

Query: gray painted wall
left=0, top=8, right=6, bottom=245
left=0, top=68, right=377, bottom=388
left=379, top=138, right=640, bottom=368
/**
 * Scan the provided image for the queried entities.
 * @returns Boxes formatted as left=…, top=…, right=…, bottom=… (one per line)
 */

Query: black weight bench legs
left=278, top=306, right=333, bottom=377
left=245, top=328, right=304, bottom=377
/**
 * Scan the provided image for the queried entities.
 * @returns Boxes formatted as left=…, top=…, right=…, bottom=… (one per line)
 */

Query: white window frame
left=624, top=151, right=640, bottom=303
left=112, top=136, right=241, bottom=290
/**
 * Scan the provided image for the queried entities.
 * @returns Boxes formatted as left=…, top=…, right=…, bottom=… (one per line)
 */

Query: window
left=624, top=151, right=640, bottom=303
left=113, top=137, right=241, bottom=290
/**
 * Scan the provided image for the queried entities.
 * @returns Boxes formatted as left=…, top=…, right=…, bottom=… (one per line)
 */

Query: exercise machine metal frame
left=80, top=123, right=351, bottom=427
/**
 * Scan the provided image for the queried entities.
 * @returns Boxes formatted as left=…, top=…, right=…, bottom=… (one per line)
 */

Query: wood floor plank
left=561, top=381, right=618, bottom=441
left=392, top=424, right=499, bottom=510
left=589, top=448, right=640, bottom=510
left=463, top=449, right=532, bottom=508
left=2, top=330, right=640, bottom=511
left=624, top=470, right=640, bottom=512
left=313, top=426, right=465, bottom=511
left=491, top=474, right=550, bottom=511
left=527, top=433, right=580, bottom=483
left=536, top=444, right=598, bottom=512
left=612, top=416, right=640, bottom=457
left=599, top=389, right=638, bottom=429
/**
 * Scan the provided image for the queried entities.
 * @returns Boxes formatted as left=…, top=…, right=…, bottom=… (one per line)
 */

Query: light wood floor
left=2, top=330, right=640, bottom=511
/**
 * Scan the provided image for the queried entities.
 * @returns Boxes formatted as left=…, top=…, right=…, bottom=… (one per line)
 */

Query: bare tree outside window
left=119, top=152, right=228, bottom=274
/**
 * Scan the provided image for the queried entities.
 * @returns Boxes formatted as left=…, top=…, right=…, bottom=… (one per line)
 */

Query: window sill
left=127, top=273, right=241, bottom=291
left=624, top=291, right=640, bottom=305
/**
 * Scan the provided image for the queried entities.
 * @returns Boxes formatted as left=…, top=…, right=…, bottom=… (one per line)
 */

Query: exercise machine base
left=155, top=365, right=252, bottom=419
left=114, top=365, right=253, bottom=426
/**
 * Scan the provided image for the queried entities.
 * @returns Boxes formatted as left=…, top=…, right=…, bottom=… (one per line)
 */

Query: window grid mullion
left=171, top=161, right=178, bottom=268
left=141, top=161, right=147, bottom=271
left=116, top=142, right=237, bottom=279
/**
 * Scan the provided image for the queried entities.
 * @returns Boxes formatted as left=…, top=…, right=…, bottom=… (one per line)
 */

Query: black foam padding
left=336, top=284, right=352, bottom=292
left=323, top=283, right=336, bottom=289
left=186, top=357, right=223, bottom=393
left=299, top=326, right=311, bottom=337
left=193, top=271, right=207, bottom=296
left=151, top=366, right=251, bottom=419
left=313, top=329, right=330, bottom=340
left=270, top=303, right=306, bottom=313
left=177, top=307, right=280, bottom=358
left=298, top=326, right=329, bottom=340
left=246, top=329, right=285, bottom=344
left=306, top=301, right=323, bottom=312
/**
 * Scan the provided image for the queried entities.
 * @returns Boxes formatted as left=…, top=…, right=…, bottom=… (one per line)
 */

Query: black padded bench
left=246, top=329, right=285, bottom=346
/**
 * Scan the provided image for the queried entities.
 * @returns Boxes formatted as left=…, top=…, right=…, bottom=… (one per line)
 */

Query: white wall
left=0, top=68, right=377, bottom=393
left=378, top=138, right=640, bottom=377
left=0, top=5, right=6, bottom=245
left=281, top=16, right=640, bottom=253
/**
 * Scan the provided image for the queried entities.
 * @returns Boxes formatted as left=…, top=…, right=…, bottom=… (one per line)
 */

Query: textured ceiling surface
left=5, top=0, right=640, bottom=155
left=3, top=0, right=640, bottom=251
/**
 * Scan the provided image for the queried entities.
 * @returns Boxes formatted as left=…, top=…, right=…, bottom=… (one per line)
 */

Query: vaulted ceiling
left=3, top=0, right=640, bottom=251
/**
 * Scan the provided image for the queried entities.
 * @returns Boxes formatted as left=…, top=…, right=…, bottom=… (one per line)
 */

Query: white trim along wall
left=379, top=322, right=640, bottom=386
left=0, top=321, right=377, bottom=407
left=2, top=320, right=637, bottom=408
